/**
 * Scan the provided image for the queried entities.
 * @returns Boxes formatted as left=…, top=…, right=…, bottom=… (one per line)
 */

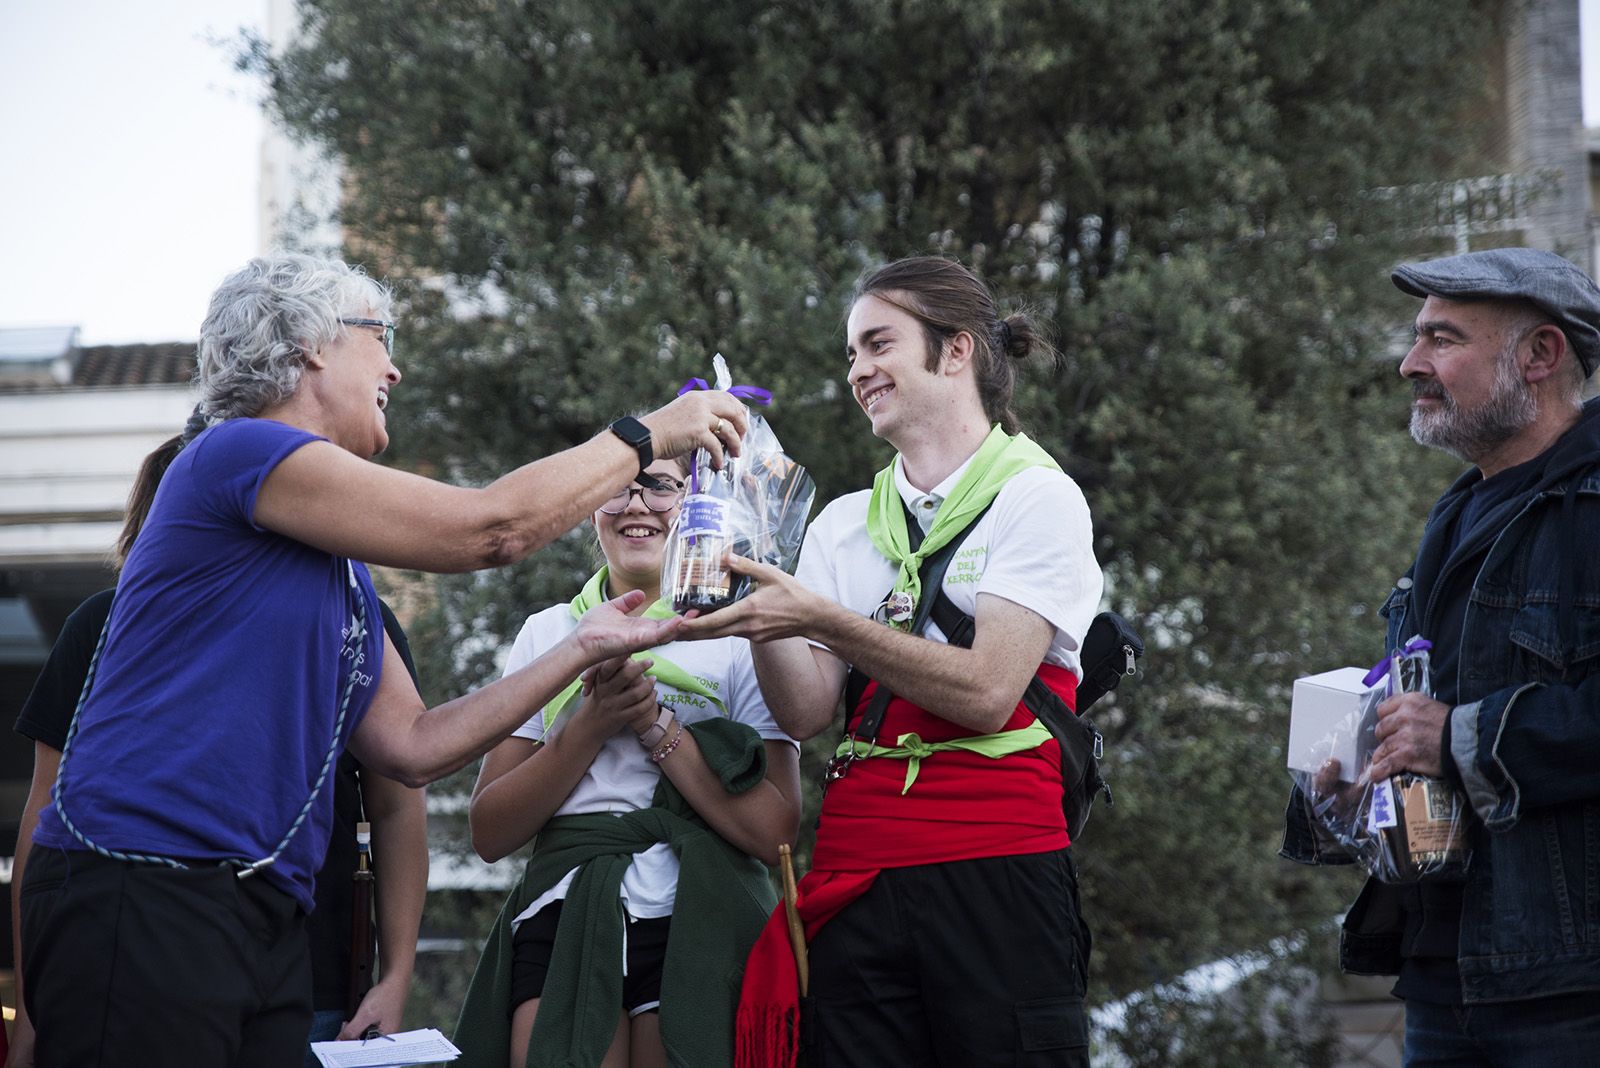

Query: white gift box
left=1287, top=667, right=1372, bottom=776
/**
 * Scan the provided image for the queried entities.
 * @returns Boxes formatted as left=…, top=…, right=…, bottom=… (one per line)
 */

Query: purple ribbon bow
left=677, top=377, right=773, bottom=494
left=1361, top=637, right=1434, bottom=688
left=677, top=378, right=773, bottom=405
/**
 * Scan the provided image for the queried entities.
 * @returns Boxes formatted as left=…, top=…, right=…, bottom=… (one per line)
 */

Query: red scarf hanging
left=734, top=665, right=1077, bottom=1068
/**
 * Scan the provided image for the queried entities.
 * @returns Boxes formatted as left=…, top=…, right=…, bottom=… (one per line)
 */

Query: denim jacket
left=1282, top=398, right=1600, bottom=1004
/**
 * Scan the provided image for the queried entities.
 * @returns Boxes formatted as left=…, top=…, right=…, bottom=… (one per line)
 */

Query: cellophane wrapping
left=662, top=399, right=815, bottom=613
left=1291, top=642, right=1473, bottom=883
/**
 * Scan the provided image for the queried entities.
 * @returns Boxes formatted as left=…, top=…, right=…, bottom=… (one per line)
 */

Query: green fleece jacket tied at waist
left=454, top=718, right=778, bottom=1068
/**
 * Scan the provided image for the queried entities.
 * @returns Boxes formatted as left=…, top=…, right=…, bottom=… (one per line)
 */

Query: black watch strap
left=608, top=416, right=653, bottom=476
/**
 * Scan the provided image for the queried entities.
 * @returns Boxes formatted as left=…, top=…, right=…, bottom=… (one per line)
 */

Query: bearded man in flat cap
left=1285, top=248, right=1600, bottom=1065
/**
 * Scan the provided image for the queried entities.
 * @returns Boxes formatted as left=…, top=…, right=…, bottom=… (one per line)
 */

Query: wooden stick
left=778, top=843, right=809, bottom=997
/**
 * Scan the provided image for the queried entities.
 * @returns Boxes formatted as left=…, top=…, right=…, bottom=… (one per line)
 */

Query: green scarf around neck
left=866, top=424, right=1061, bottom=628
left=540, top=567, right=724, bottom=727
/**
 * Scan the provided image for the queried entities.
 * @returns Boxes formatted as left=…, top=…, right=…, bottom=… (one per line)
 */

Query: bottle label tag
left=679, top=495, right=730, bottom=538
left=1367, top=779, right=1398, bottom=832
left=1401, top=779, right=1462, bottom=854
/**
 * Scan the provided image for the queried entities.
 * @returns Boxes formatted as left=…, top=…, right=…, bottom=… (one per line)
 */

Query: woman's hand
left=639, top=391, right=750, bottom=470
left=570, top=590, right=684, bottom=665
left=575, top=655, right=661, bottom=739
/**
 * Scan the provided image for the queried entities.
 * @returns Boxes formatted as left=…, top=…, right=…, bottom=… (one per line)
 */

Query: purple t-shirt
left=34, top=418, right=384, bottom=911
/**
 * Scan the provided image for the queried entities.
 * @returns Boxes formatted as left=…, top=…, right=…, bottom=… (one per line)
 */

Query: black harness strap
left=841, top=500, right=993, bottom=748
left=927, top=577, right=1121, bottom=836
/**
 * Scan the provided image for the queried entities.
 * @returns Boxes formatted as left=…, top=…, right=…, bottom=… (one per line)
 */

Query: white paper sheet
left=310, top=1027, right=461, bottom=1067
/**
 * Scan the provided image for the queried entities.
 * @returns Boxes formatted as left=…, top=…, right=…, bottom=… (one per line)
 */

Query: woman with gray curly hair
left=19, top=253, right=749, bottom=1068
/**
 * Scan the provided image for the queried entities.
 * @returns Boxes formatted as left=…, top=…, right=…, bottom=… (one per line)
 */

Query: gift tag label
left=1367, top=779, right=1398, bottom=832
left=678, top=495, right=731, bottom=538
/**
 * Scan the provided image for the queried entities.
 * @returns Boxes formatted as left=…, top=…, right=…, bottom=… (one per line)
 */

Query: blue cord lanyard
left=52, top=560, right=367, bottom=880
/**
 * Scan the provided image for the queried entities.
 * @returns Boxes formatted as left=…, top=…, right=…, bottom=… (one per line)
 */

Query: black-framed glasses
left=340, top=317, right=396, bottom=356
left=598, top=477, right=686, bottom=514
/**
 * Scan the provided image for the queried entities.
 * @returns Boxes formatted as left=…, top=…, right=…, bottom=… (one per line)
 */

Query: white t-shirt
left=796, top=453, right=1103, bottom=674
left=502, top=608, right=793, bottom=925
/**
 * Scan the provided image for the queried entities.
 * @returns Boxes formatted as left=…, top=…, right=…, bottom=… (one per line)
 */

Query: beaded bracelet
left=649, top=719, right=686, bottom=763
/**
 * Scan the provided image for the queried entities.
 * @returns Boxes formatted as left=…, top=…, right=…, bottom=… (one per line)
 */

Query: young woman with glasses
left=461, top=451, right=802, bottom=1068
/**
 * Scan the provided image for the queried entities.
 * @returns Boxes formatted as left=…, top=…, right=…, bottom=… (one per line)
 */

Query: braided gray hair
left=195, top=254, right=392, bottom=423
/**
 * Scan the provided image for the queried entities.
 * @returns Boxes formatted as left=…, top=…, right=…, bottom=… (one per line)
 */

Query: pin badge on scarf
left=884, top=591, right=915, bottom=624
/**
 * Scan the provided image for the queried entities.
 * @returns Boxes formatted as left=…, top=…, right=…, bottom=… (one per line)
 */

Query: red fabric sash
left=735, top=869, right=875, bottom=1068
left=734, top=665, right=1078, bottom=1067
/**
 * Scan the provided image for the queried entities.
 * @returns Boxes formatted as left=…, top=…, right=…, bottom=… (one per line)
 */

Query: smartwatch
left=608, top=416, right=653, bottom=477
left=636, top=704, right=673, bottom=749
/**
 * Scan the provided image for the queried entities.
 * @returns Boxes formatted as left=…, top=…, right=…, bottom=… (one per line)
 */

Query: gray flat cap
left=1392, top=248, right=1600, bottom=376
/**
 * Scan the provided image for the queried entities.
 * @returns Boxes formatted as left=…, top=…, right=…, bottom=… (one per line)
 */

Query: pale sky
left=1, top=1, right=1599, bottom=346
left=0, top=0, right=267, bottom=345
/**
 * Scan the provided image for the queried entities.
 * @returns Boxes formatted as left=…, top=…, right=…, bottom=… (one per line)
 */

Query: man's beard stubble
left=1409, top=339, right=1537, bottom=462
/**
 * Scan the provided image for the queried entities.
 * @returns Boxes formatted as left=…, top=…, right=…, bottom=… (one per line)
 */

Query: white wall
left=0, top=386, right=195, bottom=564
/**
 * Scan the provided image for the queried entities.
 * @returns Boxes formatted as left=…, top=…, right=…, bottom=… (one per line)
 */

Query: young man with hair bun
left=687, top=256, right=1104, bottom=1066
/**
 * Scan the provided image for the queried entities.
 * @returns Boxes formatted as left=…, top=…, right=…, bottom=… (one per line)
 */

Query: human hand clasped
left=578, top=655, right=662, bottom=736
left=1310, top=758, right=1367, bottom=824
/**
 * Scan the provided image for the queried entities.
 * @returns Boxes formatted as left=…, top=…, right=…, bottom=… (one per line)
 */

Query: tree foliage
left=245, top=0, right=1491, bottom=1026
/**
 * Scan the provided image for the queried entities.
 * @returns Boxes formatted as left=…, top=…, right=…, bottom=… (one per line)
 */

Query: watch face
left=613, top=417, right=650, bottom=447
left=611, top=417, right=652, bottom=469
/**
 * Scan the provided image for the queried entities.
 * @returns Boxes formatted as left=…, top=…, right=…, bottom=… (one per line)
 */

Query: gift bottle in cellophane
left=1296, top=639, right=1473, bottom=884
left=1366, top=645, right=1471, bottom=882
left=666, top=446, right=743, bottom=614
left=661, top=352, right=816, bottom=615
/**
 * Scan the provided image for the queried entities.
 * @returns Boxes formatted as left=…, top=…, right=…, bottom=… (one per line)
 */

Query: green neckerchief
left=541, top=567, right=725, bottom=728
left=866, top=424, right=1062, bottom=628
left=834, top=718, right=1052, bottom=794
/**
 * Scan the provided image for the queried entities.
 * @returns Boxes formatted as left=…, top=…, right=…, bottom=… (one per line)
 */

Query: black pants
left=807, top=849, right=1091, bottom=1068
left=20, top=847, right=312, bottom=1068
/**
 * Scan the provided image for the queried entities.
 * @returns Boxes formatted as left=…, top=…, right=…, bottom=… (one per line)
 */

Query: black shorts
left=509, top=901, right=672, bottom=1017
left=806, top=848, right=1091, bottom=1067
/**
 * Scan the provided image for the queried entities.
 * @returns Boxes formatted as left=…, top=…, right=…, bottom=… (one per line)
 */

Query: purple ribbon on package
left=677, top=378, right=773, bottom=405
left=677, top=377, right=773, bottom=494
left=1361, top=637, right=1434, bottom=688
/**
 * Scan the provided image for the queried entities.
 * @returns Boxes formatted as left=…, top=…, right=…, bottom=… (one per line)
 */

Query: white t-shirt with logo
left=502, top=610, right=793, bottom=925
left=796, top=454, right=1103, bottom=673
